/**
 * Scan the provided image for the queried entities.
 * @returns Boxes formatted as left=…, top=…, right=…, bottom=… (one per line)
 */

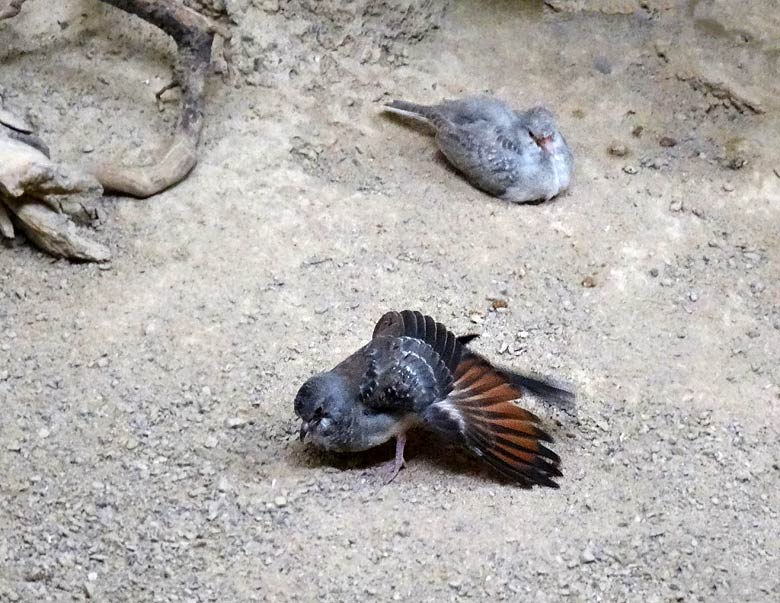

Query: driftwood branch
left=2, top=196, right=110, bottom=262
left=0, top=0, right=27, bottom=20
left=93, top=0, right=230, bottom=198
left=1, top=130, right=109, bottom=262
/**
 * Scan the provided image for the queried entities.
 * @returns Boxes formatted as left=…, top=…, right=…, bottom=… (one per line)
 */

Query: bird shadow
left=287, top=429, right=525, bottom=486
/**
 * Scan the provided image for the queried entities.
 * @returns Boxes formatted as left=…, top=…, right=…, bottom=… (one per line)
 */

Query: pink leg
left=383, top=433, right=407, bottom=484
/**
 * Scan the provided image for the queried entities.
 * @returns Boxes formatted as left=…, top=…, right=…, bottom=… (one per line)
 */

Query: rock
left=688, top=292, right=699, bottom=302
left=274, top=496, right=287, bottom=508
left=203, top=436, right=218, bottom=449
left=659, top=136, right=677, bottom=147
left=608, top=142, right=628, bottom=157
left=623, top=165, right=638, bottom=175
left=217, top=476, right=231, bottom=492
left=226, top=416, right=249, bottom=429
left=580, top=547, right=597, bottom=564
left=581, top=276, right=596, bottom=288
left=649, top=268, right=659, bottom=277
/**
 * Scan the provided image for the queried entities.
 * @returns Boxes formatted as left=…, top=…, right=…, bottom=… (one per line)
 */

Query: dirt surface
left=2, top=1, right=779, bottom=601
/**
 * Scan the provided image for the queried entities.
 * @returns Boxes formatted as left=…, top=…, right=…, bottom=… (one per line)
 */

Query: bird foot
left=381, top=434, right=407, bottom=484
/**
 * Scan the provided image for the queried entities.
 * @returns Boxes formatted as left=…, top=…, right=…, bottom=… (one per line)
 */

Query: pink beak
left=534, top=135, right=554, bottom=152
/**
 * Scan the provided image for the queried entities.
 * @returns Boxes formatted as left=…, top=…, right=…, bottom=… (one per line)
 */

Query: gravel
left=1, top=1, right=779, bottom=602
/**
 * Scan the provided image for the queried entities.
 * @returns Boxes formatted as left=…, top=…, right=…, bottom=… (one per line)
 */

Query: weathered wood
left=0, top=0, right=27, bottom=20
left=0, top=135, right=108, bottom=261
left=93, top=0, right=229, bottom=198
left=3, top=196, right=110, bottom=262
left=0, top=201, right=14, bottom=238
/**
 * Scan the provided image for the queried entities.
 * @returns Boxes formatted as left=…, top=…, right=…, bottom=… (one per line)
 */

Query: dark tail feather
left=492, top=365, right=577, bottom=414
left=456, top=333, right=480, bottom=346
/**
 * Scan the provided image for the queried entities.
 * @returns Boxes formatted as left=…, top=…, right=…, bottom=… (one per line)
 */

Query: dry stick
left=0, top=0, right=28, bottom=20
left=94, top=0, right=229, bottom=198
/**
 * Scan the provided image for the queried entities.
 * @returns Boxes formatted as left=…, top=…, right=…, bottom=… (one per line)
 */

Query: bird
left=294, top=310, right=575, bottom=487
left=383, top=95, right=573, bottom=203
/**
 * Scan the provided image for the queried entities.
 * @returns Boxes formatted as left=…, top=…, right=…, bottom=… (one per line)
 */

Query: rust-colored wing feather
left=426, top=354, right=562, bottom=488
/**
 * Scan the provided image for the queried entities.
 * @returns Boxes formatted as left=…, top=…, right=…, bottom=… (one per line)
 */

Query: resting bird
left=294, top=310, right=575, bottom=487
left=383, top=95, right=573, bottom=203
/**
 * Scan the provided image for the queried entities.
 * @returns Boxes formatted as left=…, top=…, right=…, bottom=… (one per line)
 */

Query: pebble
left=81, top=145, right=94, bottom=154
left=649, top=268, right=659, bottom=277
left=622, top=165, right=638, bottom=175
left=580, top=547, right=597, bottom=564
left=688, top=291, right=699, bottom=302
left=203, top=436, right=218, bottom=449
left=97, top=357, right=109, bottom=369
left=659, top=136, right=678, bottom=147
left=581, top=276, right=596, bottom=288
left=274, top=496, right=287, bottom=508
left=608, top=142, right=628, bottom=157
left=226, top=417, right=248, bottom=429
left=722, top=182, right=734, bottom=192
left=38, top=428, right=50, bottom=439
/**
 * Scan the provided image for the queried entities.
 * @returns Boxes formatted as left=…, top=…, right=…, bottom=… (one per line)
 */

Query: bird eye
left=313, top=407, right=324, bottom=421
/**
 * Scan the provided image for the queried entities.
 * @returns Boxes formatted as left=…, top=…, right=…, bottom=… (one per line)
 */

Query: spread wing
left=372, top=309, right=465, bottom=375
left=357, top=335, right=452, bottom=414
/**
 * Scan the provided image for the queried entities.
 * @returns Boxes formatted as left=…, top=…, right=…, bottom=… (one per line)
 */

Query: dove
left=383, top=95, right=573, bottom=203
left=294, top=310, right=575, bottom=486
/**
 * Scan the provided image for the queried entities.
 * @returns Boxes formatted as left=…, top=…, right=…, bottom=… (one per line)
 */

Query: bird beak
left=299, top=422, right=309, bottom=442
left=534, top=135, right=553, bottom=151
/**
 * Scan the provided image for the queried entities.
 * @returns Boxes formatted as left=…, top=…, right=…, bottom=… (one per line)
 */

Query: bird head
left=524, top=106, right=559, bottom=152
left=294, top=371, right=352, bottom=449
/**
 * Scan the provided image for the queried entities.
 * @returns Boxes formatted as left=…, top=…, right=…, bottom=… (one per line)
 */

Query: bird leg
left=382, top=433, right=407, bottom=484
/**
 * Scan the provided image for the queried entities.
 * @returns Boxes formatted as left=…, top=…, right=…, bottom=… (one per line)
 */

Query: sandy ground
left=1, top=1, right=779, bottom=601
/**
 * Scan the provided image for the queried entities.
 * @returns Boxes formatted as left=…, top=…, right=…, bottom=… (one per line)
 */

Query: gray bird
left=383, top=96, right=573, bottom=203
left=294, top=310, right=575, bottom=486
